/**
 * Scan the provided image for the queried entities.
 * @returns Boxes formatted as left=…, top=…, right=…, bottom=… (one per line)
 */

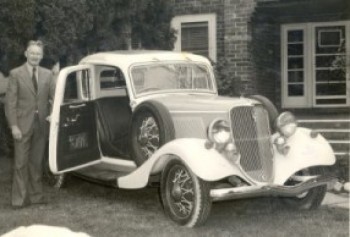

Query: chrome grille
left=230, top=106, right=273, bottom=182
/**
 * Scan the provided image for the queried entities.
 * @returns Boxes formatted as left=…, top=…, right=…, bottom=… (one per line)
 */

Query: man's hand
left=46, top=115, right=51, bottom=122
left=11, top=125, right=22, bottom=141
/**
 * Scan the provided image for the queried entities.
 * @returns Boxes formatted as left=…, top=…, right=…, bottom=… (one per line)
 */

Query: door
left=313, top=23, right=349, bottom=107
left=49, top=65, right=100, bottom=174
left=282, top=21, right=350, bottom=108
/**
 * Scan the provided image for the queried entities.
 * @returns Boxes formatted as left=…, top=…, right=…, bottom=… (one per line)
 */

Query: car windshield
left=131, top=63, right=215, bottom=96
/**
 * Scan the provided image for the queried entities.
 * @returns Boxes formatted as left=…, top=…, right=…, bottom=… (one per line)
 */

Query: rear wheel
left=43, top=157, right=66, bottom=189
left=160, top=159, right=212, bottom=227
left=281, top=167, right=327, bottom=210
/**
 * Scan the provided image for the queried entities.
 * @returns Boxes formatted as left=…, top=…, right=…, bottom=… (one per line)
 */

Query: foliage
left=131, top=0, right=176, bottom=49
left=0, top=0, right=176, bottom=73
left=0, top=0, right=36, bottom=73
left=35, top=0, right=94, bottom=66
left=213, top=57, right=238, bottom=97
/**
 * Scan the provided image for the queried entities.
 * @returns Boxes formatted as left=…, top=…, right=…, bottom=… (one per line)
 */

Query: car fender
left=118, top=138, right=241, bottom=189
left=273, top=127, right=336, bottom=185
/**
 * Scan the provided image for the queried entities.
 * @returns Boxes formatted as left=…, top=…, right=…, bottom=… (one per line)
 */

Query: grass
left=0, top=156, right=349, bottom=237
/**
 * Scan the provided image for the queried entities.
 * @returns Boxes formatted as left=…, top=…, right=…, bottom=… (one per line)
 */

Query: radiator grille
left=230, top=106, right=273, bottom=182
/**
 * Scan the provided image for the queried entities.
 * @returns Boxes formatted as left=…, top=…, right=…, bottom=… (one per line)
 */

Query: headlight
left=207, top=119, right=231, bottom=145
left=275, top=111, right=297, bottom=137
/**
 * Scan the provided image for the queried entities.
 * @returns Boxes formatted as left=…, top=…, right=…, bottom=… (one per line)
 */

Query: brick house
left=169, top=0, right=350, bottom=179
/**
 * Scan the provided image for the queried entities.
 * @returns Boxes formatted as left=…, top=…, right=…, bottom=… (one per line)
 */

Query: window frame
left=171, top=14, right=217, bottom=62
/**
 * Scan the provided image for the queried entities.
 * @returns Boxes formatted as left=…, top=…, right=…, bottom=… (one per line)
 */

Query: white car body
left=49, top=50, right=336, bottom=227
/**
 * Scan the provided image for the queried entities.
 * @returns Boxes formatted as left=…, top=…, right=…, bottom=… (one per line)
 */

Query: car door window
left=63, top=69, right=90, bottom=104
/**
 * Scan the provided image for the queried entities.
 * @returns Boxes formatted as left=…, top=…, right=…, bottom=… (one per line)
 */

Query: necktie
left=32, top=67, right=38, bottom=93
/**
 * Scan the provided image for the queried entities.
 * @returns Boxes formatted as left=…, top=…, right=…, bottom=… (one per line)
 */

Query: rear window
left=100, top=68, right=126, bottom=89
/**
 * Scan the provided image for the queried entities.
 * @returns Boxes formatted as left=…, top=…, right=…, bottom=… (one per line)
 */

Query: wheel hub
left=138, top=134, right=148, bottom=146
left=171, top=182, right=182, bottom=202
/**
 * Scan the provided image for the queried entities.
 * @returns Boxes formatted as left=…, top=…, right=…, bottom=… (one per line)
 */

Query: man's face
left=25, top=45, right=43, bottom=66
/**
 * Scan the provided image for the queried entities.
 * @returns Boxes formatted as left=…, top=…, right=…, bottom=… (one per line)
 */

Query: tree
left=132, top=0, right=176, bottom=49
left=0, top=0, right=36, bottom=74
left=35, top=0, right=95, bottom=67
left=0, top=0, right=176, bottom=72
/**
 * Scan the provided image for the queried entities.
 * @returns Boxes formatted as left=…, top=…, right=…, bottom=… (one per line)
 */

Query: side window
left=64, top=73, right=78, bottom=102
left=100, top=67, right=126, bottom=89
left=63, top=69, right=90, bottom=104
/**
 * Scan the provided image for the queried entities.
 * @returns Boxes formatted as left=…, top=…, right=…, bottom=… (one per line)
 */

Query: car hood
left=148, top=94, right=259, bottom=113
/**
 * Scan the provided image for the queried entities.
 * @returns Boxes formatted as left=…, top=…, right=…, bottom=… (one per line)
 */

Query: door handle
left=70, top=114, right=80, bottom=122
left=61, top=114, right=80, bottom=127
left=69, top=104, right=86, bottom=109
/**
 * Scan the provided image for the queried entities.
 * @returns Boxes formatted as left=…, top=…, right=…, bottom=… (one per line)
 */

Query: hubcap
left=171, top=183, right=182, bottom=201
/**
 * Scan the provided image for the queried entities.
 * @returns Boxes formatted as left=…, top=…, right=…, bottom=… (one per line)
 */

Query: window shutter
left=181, top=22, right=209, bottom=57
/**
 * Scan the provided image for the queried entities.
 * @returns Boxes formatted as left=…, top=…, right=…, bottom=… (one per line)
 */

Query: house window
left=171, top=14, right=217, bottom=62
left=282, top=21, right=350, bottom=108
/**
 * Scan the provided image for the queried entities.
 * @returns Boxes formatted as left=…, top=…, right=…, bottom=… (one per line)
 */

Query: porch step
left=298, top=119, right=350, bottom=129
left=311, top=129, right=350, bottom=140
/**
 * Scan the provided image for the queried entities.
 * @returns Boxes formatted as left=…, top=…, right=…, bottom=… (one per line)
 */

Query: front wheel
left=280, top=167, right=327, bottom=210
left=160, top=159, right=212, bottom=227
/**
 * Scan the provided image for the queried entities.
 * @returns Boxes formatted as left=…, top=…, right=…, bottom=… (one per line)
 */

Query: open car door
left=49, top=65, right=100, bottom=174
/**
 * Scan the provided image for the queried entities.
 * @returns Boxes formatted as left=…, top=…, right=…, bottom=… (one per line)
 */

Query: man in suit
left=5, top=40, right=55, bottom=208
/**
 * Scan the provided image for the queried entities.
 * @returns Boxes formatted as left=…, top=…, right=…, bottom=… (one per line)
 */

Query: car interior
left=94, top=66, right=132, bottom=160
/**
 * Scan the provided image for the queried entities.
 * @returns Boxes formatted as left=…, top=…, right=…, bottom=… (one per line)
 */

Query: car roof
left=79, top=50, right=212, bottom=68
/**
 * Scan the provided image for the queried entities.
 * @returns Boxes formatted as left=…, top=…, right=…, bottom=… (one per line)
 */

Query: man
left=5, top=40, right=55, bottom=208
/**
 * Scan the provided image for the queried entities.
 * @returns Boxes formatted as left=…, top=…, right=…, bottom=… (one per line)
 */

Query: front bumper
left=210, top=175, right=336, bottom=202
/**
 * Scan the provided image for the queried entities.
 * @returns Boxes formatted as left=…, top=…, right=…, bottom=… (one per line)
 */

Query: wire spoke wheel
left=168, top=165, right=195, bottom=218
left=138, top=116, right=160, bottom=159
left=130, top=101, right=175, bottom=166
left=161, top=159, right=212, bottom=227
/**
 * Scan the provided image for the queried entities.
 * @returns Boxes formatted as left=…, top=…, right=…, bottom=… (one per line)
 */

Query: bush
left=212, top=58, right=238, bottom=97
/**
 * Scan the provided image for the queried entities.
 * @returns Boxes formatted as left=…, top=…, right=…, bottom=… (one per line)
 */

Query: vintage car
left=49, top=50, right=336, bottom=227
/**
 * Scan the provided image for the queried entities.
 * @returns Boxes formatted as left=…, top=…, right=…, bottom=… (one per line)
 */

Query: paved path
left=322, top=192, right=349, bottom=209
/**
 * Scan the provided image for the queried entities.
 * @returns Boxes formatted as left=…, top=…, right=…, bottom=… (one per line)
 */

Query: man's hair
left=27, top=40, right=44, bottom=49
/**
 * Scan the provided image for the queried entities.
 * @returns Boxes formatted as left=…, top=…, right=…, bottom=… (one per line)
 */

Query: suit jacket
left=5, top=64, right=55, bottom=136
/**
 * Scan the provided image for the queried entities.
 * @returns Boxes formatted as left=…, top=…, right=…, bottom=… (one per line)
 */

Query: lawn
left=0, top=156, right=348, bottom=237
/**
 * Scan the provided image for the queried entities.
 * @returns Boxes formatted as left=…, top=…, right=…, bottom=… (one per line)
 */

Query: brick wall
left=223, top=0, right=257, bottom=96
left=170, top=0, right=259, bottom=96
